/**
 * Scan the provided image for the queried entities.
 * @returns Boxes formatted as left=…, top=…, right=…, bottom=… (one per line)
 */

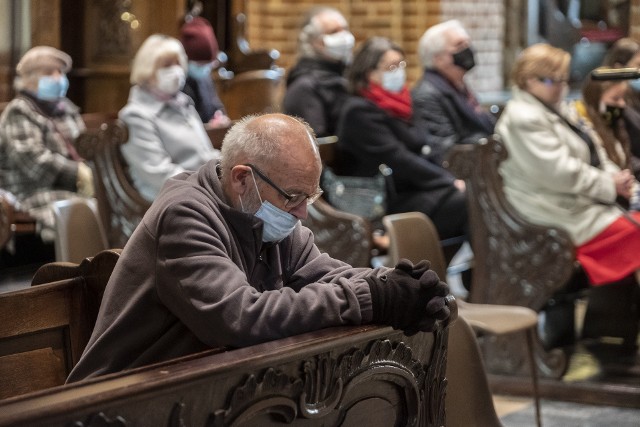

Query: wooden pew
left=447, top=136, right=639, bottom=381
left=0, top=249, right=120, bottom=399
left=226, top=12, right=281, bottom=74
left=215, top=68, right=285, bottom=121
left=74, top=120, right=151, bottom=249
left=0, top=251, right=457, bottom=426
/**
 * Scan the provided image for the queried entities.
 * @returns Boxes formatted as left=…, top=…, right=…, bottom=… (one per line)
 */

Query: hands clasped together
left=367, top=259, right=451, bottom=335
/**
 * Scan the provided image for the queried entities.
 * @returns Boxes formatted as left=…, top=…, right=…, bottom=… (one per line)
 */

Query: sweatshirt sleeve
left=154, top=199, right=381, bottom=349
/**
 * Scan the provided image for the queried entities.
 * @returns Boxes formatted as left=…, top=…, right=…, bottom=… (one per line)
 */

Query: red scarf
left=361, top=83, right=413, bottom=121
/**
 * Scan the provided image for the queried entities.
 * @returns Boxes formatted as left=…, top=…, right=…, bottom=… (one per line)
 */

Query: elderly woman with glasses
left=496, top=43, right=640, bottom=288
left=336, top=36, right=467, bottom=240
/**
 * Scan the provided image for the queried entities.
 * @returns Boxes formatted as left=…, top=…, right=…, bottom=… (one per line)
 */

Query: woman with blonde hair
left=496, top=43, right=640, bottom=288
left=120, top=34, right=220, bottom=202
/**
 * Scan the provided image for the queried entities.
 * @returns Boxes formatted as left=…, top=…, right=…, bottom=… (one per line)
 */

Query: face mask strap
left=247, top=168, right=264, bottom=204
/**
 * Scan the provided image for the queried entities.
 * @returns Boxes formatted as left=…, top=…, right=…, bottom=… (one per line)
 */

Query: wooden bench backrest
left=215, top=69, right=284, bottom=120
left=302, top=197, right=372, bottom=268
left=0, top=249, right=120, bottom=399
left=448, top=136, right=576, bottom=310
left=75, top=120, right=151, bottom=249
left=0, top=312, right=456, bottom=426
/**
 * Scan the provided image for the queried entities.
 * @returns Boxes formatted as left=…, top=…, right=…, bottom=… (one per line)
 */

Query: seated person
left=336, top=37, right=467, bottom=240
left=66, top=113, right=451, bottom=381
left=180, top=16, right=231, bottom=128
left=601, top=37, right=640, bottom=176
left=496, top=43, right=640, bottom=287
left=120, top=34, right=221, bottom=202
left=0, top=46, right=93, bottom=241
left=283, top=6, right=354, bottom=137
left=412, top=20, right=496, bottom=166
left=578, top=73, right=639, bottom=181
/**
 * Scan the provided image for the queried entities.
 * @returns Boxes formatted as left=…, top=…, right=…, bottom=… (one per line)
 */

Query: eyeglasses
left=244, top=164, right=323, bottom=208
left=537, top=76, right=569, bottom=86
left=380, top=61, right=406, bottom=72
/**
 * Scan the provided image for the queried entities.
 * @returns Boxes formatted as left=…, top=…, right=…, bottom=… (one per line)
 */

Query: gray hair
left=220, top=114, right=318, bottom=180
left=297, top=6, right=346, bottom=58
left=418, top=20, right=469, bottom=68
left=130, top=34, right=188, bottom=85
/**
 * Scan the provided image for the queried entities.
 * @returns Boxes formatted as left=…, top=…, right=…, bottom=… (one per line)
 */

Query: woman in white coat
left=120, top=34, right=220, bottom=202
left=496, top=43, right=640, bottom=286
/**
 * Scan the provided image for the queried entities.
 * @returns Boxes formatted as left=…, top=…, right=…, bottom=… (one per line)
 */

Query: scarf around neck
left=361, top=83, right=413, bottom=121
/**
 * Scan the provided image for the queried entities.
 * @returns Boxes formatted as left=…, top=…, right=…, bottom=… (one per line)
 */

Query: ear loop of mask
left=238, top=168, right=263, bottom=212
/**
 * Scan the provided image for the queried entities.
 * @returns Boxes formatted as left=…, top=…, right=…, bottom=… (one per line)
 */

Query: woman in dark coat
left=336, top=37, right=467, bottom=239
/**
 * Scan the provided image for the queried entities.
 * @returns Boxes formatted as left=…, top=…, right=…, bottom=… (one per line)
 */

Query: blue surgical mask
left=630, top=78, right=640, bottom=92
left=37, top=74, right=69, bottom=100
left=381, top=67, right=406, bottom=93
left=241, top=171, right=299, bottom=242
left=254, top=200, right=299, bottom=242
left=187, top=61, right=213, bottom=80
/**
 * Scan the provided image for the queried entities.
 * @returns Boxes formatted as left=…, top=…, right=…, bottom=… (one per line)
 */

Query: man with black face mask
left=411, top=20, right=496, bottom=167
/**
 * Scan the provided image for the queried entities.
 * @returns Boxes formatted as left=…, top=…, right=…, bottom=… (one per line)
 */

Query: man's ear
left=229, top=165, right=252, bottom=196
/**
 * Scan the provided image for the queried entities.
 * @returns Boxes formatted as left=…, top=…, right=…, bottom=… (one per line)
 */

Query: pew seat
left=0, top=249, right=120, bottom=399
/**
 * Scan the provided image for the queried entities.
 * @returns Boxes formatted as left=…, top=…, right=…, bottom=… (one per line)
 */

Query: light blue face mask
left=254, top=200, right=299, bottom=242
left=630, top=78, right=640, bottom=92
left=37, top=74, right=69, bottom=100
left=381, top=67, right=406, bottom=93
left=187, top=61, right=214, bottom=80
left=241, top=170, right=299, bottom=242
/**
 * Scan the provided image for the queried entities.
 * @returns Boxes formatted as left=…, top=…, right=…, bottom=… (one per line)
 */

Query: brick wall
left=631, top=0, right=640, bottom=40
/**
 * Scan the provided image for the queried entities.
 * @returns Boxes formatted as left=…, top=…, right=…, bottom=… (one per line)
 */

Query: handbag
left=322, top=164, right=393, bottom=221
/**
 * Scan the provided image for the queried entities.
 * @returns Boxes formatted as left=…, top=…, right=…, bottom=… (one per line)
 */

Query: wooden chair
left=0, top=249, right=120, bottom=399
left=74, top=120, right=151, bottom=249
left=302, top=198, right=373, bottom=268
left=215, top=68, right=284, bottom=120
left=382, top=211, right=542, bottom=427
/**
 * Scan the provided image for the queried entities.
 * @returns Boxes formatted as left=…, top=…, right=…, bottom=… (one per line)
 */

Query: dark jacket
left=411, top=69, right=495, bottom=165
left=336, top=95, right=459, bottom=217
left=67, top=161, right=378, bottom=382
left=182, top=75, right=226, bottom=123
left=283, top=58, right=348, bottom=137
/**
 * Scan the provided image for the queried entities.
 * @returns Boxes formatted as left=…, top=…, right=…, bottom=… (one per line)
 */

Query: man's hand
left=367, top=259, right=450, bottom=335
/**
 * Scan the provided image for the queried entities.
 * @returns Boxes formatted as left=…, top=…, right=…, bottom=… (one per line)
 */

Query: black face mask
left=452, top=47, right=476, bottom=71
left=601, top=105, right=624, bottom=127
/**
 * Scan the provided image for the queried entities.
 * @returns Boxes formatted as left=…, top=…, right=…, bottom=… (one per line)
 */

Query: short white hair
left=418, top=20, right=469, bottom=68
left=298, top=7, right=347, bottom=58
left=130, top=34, right=188, bottom=85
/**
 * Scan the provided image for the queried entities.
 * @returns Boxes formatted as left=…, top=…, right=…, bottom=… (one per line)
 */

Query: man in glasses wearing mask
left=283, top=6, right=354, bottom=137
left=412, top=20, right=496, bottom=167
left=68, top=113, right=451, bottom=382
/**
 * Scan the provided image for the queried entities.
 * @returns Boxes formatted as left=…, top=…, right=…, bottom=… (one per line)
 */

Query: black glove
left=367, top=259, right=450, bottom=335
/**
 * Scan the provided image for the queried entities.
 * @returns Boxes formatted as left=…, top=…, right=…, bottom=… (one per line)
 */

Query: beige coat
left=496, top=87, right=622, bottom=245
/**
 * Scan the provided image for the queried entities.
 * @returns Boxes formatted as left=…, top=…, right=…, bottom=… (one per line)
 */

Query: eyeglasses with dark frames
left=244, top=163, right=323, bottom=208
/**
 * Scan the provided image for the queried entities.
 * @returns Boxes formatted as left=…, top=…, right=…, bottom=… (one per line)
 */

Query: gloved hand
left=367, top=259, right=450, bottom=335
left=76, top=162, right=94, bottom=198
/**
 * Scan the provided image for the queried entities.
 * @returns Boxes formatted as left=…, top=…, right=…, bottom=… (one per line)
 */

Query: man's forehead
left=315, top=11, right=347, bottom=33
left=445, top=29, right=470, bottom=48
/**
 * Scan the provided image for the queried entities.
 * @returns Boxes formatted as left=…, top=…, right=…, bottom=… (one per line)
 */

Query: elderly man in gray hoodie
left=67, top=113, right=450, bottom=382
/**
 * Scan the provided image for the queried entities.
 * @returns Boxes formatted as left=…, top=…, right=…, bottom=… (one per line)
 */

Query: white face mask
left=381, top=67, right=406, bottom=93
left=322, top=30, right=355, bottom=63
left=155, top=65, right=186, bottom=96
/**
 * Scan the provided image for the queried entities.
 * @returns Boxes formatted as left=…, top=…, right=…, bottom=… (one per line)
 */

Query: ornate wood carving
left=0, top=322, right=454, bottom=426
left=448, top=136, right=574, bottom=378
left=75, top=120, right=151, bottom=249
left=302, top=198, right=373, bottom=268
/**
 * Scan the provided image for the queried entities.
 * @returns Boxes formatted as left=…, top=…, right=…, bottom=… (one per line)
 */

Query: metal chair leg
left=526, top=327, right=542, bottom=427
